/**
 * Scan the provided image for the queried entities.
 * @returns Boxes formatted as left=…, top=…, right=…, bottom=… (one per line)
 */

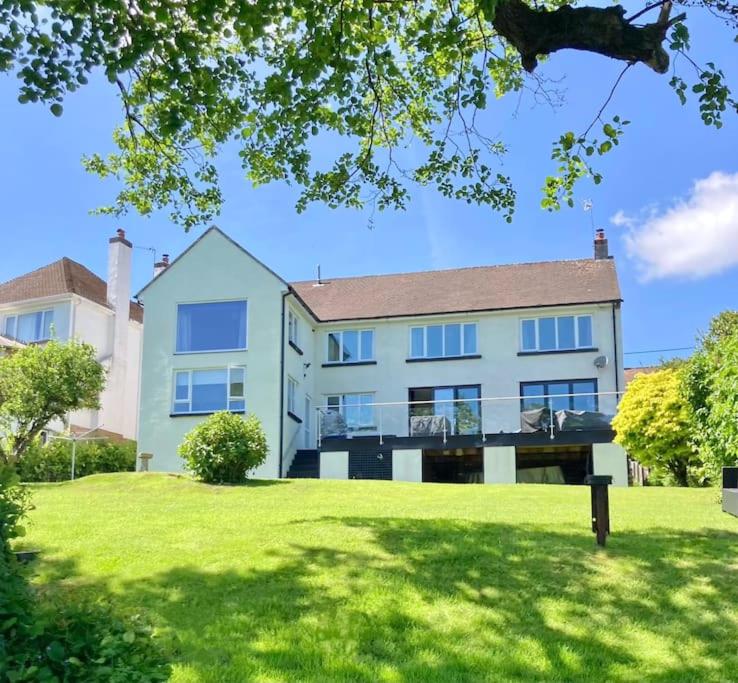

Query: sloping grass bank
left=22, top=474, right=738, bottom=682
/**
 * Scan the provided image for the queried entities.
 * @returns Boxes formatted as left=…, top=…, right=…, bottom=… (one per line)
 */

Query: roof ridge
left=289, top=256, right=611, bottom=285
left=0, top=257, right=67, bottom=290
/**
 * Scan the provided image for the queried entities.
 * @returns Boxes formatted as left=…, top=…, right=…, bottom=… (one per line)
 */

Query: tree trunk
left=668, top=458, right=690, bottom=487
left=488, top=0, right=676, bottom=73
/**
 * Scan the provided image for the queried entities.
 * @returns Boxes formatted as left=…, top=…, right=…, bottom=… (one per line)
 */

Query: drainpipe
left=612, top=303, right=620, bottom=395
left=278, top=291, right=289, bottom=478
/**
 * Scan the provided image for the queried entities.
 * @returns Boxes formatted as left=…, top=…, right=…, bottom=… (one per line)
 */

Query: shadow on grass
left=31, top=519, right=738, bottom=682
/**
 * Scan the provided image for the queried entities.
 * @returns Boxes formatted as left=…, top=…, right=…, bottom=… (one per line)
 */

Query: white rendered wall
left=282, top=296, right=317, bottom=475
left=392, top=449, right=423, bottom=482
left=312, top=303, right=622, bottom=437
left=483, top=446, right=516, bottom=484
left=592, top=443, right=628, bottom=487
left=320, top=451, right=348, bottom=479
left=137, top=229, right=287, bottom=477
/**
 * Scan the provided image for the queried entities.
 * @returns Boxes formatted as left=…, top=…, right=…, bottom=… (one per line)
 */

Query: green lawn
left=20, top=474, right=738, bottom=682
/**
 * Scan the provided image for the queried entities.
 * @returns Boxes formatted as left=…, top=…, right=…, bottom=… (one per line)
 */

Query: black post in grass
left=584, top=475, right=612, bottom=546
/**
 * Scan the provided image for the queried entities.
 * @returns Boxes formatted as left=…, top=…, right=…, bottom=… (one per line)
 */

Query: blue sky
left=1, top=6, right=736, bottom=368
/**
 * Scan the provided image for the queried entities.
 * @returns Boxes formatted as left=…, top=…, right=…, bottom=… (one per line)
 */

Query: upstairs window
left=172, top=366, right=245, bottom=414
left=4, top=309, right=54, bottom=343
left=176, top=300, right=247, bottom=353
left=288, top=310, right=299, bottom=347
left=409, top=323, right=477, bottom=359
left=326, top=329, right=374, bottom=363
left=520, top=315, right=593, bottom=353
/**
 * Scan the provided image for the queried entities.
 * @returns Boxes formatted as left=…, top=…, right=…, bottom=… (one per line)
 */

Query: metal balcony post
left=379, top=406, right=383, bottom=446
left=317, top=409, right=322, bottom=448
left=481, top=399, right=486, bottom=443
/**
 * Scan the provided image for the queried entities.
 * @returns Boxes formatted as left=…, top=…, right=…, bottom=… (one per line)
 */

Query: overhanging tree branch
left=488, top=0, right=685, bottom=73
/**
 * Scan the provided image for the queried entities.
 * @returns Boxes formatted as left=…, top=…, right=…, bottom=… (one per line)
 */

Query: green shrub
left=0, top=468, right=170, bottom=681
left=613, top=368, right=700, bottom=487
left=0, top=553, right=170, bottom=681
left=179, top=412, right=268, bottom=484
left=0, top=467, right=31, bottom=547
left=18, top=439, right=137, bottom=482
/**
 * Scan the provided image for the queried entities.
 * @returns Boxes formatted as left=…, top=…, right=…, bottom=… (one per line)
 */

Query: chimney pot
left=594, top=229, right=609, bottom=260
left=153, top=253, right=171, bottom=277
left=117, top=228, right=126, bottom=240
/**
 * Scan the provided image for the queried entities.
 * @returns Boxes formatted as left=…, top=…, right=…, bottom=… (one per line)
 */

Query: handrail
left=316, top=390, right=620, bottom=447
left=282, top=425, right=303, bottom=476
left=315, top=390, right=622, bottom=411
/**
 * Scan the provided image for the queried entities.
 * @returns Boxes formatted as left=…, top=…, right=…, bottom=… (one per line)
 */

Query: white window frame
left=408, top=322, right=478, bottom=359
left=4, top=309, right=54, bottom=343
left=288, top=310, right=299, bottom=347
left=287, top=376, right=298, bottom=415
left=325, top=329, right=374, bottom=364
left=519, top=314, right=594, bottom=352
left=174, top=299, right=248, bottom=354
left=325, top=393, right=376, bottom=429
left=172, top=365, right=246, bottom=415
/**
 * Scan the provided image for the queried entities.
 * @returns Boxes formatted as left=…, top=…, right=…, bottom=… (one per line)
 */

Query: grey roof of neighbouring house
left=290, top=258, right=621, bottom=322
left=0, top=257, right=143, bottom=323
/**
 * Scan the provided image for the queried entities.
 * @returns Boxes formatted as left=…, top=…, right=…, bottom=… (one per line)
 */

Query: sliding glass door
left=409, top=385, right=481, bottom=435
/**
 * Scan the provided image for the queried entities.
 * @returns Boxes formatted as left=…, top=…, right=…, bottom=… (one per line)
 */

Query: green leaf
left=50, top=103, right=63, bottom=117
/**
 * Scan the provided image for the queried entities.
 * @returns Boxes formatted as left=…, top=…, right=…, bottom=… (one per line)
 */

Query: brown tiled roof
left=291, top=258, right=621, bottom=322
left=624, top=366, right=657, bottom=386
left=0, top=257, right=143, bottom=323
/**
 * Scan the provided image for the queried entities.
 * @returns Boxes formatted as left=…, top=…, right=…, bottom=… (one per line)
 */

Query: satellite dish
left=594, top=355, right=609, bottom=369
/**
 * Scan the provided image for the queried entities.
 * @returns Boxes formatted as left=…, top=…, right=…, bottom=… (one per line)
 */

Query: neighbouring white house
left=0, top=230, right=143, bottom=440
left=136, top=227, right=628, bottom=486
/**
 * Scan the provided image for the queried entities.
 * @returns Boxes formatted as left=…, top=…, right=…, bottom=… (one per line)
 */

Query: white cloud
left=610, top=209, right=633, bottom=228
left=615, top=171, right=738, bottom=280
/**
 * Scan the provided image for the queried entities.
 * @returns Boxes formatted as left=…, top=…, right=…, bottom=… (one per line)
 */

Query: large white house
left=137, top=227, right=627, bottom=485
left=0, top=230, right=143, bottom=440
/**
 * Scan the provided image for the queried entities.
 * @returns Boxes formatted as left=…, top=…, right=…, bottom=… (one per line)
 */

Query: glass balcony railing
left=317, top=391, right=621, bottom=446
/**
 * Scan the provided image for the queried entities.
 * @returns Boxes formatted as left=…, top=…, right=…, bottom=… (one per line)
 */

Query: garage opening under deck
left=515, top=444, right=593, bottom=485
left=422, top=447, right=484, bottom=484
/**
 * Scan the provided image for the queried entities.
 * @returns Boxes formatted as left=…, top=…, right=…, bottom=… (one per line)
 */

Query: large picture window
left=326, top=330, right=374, bottom=363
left=4, top=309, right=54, bottom=343
left=409, top=323, right=477, bottom=359
left=172, top=366, right=245, bottom=414
left=520, top=315, right=593, bottom=352
left=176, top=300, right=247, bottom=353
left=520, top=379, right=598, bottom=413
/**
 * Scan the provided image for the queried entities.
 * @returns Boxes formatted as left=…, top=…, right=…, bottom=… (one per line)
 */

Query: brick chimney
left=153, top=253, right=170, bottom=278
left=594, top=228, right=609, bottom=260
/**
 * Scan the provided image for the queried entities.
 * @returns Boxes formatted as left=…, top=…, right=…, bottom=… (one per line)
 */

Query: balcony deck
left=317, top=391, right=620, bottom=452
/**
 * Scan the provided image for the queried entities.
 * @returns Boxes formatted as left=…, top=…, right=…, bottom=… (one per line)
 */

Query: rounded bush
left=178, top=412, right=268, bottom=484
